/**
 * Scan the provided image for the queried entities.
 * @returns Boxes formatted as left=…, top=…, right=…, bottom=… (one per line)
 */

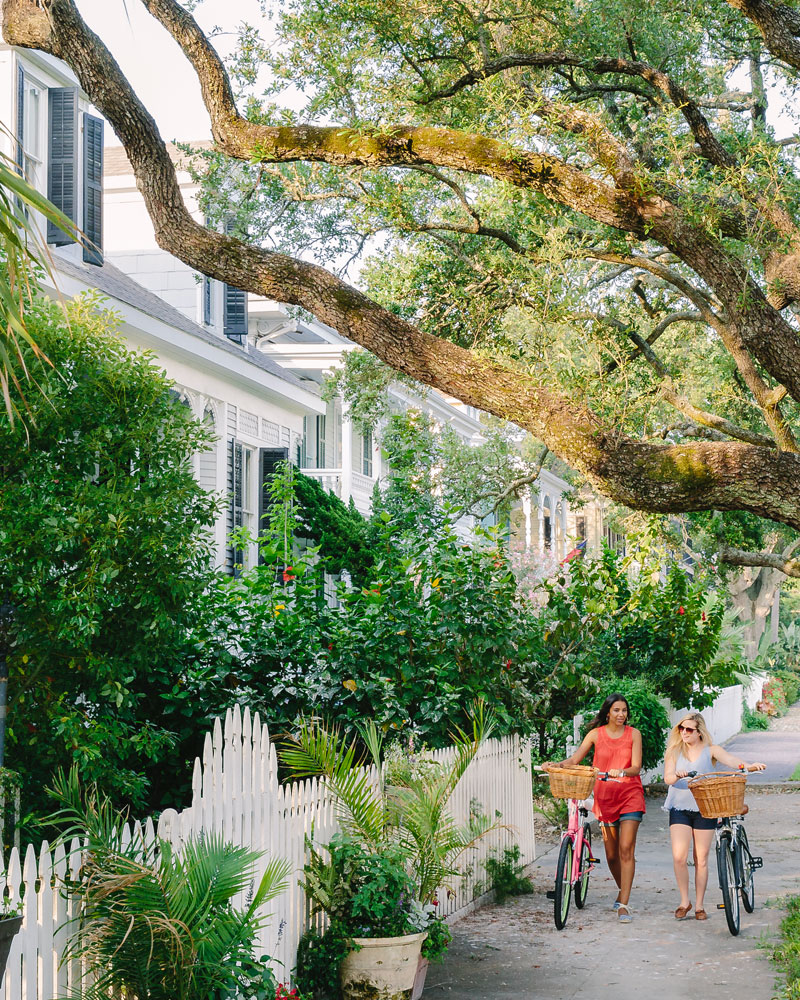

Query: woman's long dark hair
left=589, top=693, right=631, bottom=731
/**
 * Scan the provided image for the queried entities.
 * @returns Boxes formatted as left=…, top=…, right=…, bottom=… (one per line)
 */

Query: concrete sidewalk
left=724, top=700, right=800, bottom=783
left=422, top=787, right=800, bottom=1000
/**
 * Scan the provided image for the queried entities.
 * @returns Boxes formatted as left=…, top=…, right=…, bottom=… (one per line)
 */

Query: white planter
left=340, top=931, right=427, bottom=1000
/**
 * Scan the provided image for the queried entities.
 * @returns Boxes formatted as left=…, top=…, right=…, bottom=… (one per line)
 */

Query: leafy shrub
left=742, top=704, right=770, bottom=731
left=579, top=675, right=670, bottom=772
left=480, top=845, right=534, bottom=903
left=421, top=917, right=452, bottom=963
left=775, top=669, right=800, bottom=707
left=48, top=769, right=290, bottom=1000
left=759, top=676, right=789, bottom=716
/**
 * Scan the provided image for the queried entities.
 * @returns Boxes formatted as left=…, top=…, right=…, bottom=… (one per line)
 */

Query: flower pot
left=0, top=916, right=22, bottom=978
left=410, top=955, right=429, bottom=1000
left=340, top=931, right=427, bottom=1000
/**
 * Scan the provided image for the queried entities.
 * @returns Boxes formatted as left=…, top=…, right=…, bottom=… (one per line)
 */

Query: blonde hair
left=665, top=712, right=713, bottom=764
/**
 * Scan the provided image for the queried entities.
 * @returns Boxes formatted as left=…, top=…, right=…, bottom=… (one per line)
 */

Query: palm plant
left=280, top=705, right=503, bottom=905
left=0, top=131, right=78, bottom=422
left=47, top=768, right=291, bottom=1000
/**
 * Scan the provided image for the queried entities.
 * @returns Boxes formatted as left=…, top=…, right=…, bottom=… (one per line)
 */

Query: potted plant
left=282, top=706, right=499, bottom=1000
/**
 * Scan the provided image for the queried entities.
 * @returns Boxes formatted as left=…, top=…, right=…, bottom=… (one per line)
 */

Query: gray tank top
left=663, top=744, right=714, bottom=812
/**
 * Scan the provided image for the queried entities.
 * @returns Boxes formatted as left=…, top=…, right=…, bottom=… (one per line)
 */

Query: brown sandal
left=675, top=903, right=693, bottom=919
left=695, top=909, right=708, bottom=920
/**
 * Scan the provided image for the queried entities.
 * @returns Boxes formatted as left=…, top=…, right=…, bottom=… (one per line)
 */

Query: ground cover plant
left=773, top=895, right=800, bottom=1000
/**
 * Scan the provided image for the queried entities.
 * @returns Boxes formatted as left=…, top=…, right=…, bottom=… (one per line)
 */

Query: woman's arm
left=664, top=751, right=680, bottom=785
left=711, top=745, right=767, bottom=772
left=545, top=729, right=598, bottom=768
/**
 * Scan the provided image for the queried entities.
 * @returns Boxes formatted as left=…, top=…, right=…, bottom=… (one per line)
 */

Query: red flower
left=678, top=606, right=685, bottom=615
left=701, top=611, right=706, bottom=621
left=282, top=566, right=296, bottom=583
left=432, top=899, right=439, bottom=906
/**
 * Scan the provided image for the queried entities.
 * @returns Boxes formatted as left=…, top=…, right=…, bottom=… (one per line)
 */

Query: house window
left=544, top=514, right=552, bottom=549
left=361, top=427, right=373, bottom=477
left=575, top=515, right=586, bottom=540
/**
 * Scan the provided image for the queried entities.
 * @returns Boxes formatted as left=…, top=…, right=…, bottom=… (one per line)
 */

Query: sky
left=75, top=0, right=269, bottom=145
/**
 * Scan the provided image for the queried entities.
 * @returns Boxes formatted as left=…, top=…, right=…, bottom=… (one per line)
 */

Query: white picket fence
left=0, top=706, right=535, bottom=1000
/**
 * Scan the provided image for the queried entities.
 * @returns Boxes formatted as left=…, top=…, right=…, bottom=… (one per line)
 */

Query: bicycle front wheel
left=736, top=826, right=756, bottom=913
left=717, top=833, right=740, bottom=935
left=554, top=836, right=573, bottom=930
left=574, top=825, right=591, bottom=909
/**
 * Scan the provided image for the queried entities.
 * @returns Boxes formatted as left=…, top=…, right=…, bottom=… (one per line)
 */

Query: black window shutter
left=16, top=65, right=24, bottom=176
left=223, top=284, right=247, bottom=342
left=258, top=447, right=289, bottom=563
left=82, top=113, right=103, bottom=265
left=47, top=87, right=78, bottom=245
left=227, top=439, right=245, bottom=575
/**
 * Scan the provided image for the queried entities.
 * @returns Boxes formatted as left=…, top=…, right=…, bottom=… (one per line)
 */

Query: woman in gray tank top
left=663, top=712, right=765, bottom=921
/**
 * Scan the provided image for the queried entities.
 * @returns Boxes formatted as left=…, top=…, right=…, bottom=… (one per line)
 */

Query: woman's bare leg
left=601, top=824, right=622, bottom=898
left=692, top=828, right=715, bottom=911
left=670, top=823, right=692, bottom=908
left=617, top=820, right=639, bottom=906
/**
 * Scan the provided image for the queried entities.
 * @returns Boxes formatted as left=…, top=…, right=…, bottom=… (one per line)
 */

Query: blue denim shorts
left=668, top=808, right=717, bottom=831
left=601, top=811, right=644, bottom=827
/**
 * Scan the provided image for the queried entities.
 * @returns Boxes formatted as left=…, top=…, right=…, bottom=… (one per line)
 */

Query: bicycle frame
left=564, top=798, right=595, bottom=884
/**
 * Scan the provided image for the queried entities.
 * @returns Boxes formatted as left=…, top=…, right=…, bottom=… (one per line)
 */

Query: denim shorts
left=601, top=811, right=644, bottom=827
left=668, top=808, right=717, bottom=831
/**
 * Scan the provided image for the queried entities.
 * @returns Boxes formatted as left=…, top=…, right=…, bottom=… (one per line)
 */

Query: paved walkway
left=422, top=712, right=800, bottom=1000
left=724, top=700, right=800, bottom=783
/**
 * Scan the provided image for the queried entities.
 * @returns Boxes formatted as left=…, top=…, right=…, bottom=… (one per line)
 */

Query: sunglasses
left=678, top=724, right=697, bottom=733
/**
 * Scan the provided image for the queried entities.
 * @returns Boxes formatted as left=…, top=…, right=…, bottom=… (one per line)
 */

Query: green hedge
left=580, top=675, right=670, bottom=772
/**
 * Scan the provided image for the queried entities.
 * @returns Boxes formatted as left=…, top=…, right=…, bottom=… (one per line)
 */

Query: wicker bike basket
left=687, top=771, right=747, bottom=818
left=546, top=765, right=596, bottom=800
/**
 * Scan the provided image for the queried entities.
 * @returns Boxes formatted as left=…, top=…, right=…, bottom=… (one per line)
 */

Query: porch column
left=341, top=399, right=353, bottom=504
left=538, top=499, right=545, bottom=554
left=522, top=490, right=532, bottom=551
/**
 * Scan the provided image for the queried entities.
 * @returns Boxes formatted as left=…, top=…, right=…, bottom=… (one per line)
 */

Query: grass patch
left=790, top=762, right=800, bottom=782
left=772, top=895, right=800, bottom=999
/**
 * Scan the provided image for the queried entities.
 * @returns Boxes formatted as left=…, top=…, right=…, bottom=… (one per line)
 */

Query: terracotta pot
left=0, top=916, right=22, bottom=978
left=410, top=955, right=429, bottom=1000
left=340, top=930, right=427, bottom=1000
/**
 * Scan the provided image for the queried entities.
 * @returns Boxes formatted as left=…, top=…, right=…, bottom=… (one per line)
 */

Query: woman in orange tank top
left=546, top=693, right=645, bottom=923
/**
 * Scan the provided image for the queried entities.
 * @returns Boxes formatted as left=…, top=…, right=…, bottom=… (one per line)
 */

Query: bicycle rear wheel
left=574, top=825, right=591, bottom=909
left=717, top=833, right=740, bottom=935
left=554, top=836, right=573, bottom=929
left=736, top=826, right=756, bottom=913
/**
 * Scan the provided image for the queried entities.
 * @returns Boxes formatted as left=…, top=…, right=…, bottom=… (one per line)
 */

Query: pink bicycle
left=537, top=765, right=619, bottom=929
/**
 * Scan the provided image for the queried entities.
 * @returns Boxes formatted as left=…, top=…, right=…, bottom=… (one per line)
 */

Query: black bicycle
left=687, top=769, right=764, bottom=936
